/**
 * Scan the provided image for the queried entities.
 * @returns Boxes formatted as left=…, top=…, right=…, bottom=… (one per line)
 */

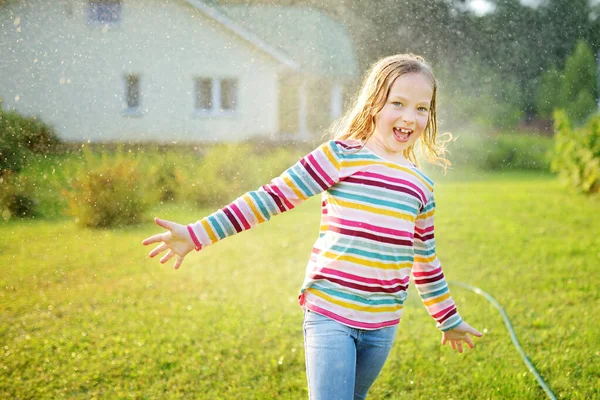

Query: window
left=88, top=0, right=121, bottom=24
left=221, top=79, right=237, bottom=111
left=125, top=74, right=141, bottom=111
left=195, top=78, right=213, bottom=111
left=194, top=78, right=238, bottom=113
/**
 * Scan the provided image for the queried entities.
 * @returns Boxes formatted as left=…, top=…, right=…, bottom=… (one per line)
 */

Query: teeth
left=396, top=128, right=412, bottom=133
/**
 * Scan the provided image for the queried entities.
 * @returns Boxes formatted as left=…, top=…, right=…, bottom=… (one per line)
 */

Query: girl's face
left=369, top=72, right=433, bottom=158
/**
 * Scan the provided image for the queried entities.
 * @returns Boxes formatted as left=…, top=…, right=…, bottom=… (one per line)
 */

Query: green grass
left=1, top=172, right=599, bottom=399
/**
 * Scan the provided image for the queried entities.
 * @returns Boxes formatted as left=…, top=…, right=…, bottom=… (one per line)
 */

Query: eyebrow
left=388, top=94, right=431, bottom=106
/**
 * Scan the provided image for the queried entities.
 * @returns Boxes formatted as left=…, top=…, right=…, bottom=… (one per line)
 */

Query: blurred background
left=0, top=1, right=599, bottom=399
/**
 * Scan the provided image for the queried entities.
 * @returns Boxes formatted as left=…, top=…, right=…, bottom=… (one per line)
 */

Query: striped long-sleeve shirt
left=188, top=140, right=462, bottom=331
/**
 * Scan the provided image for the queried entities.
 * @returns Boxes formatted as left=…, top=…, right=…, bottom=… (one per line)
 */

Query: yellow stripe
left=341, top=160, right=432, bottom=191
left=283, top=175, right=308, bottom=200
left=423, top=292, right=450, bottom=306
left=414, top=255, right=436, bottom=263
left=330, top=198, right=415, bottom=222
left=307, top=288, right=403, bottom=313
left=320, top=224, right=328, bottom=231
left=322, top=145, right=340, bottom=170
left=201, top=219, right=218, bottom=244
left=243, top=194, right=265, bottom=224
left=320, top=250, right=412, bottom=270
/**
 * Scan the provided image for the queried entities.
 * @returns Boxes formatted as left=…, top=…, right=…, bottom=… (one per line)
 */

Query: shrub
left=65, top=149, right=149, bottom=228
left=447, top=132, right=553, bottom=171
left=0, top=109, right=62, bottom=176
left=182, top=143, right=304, bottom=208
left=551, top=110, right=600, bottom=194
left=0, top=172, right=38, bottom=220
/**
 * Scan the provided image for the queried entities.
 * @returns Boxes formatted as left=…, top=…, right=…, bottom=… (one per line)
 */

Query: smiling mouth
left=393, top=127, right=413, bottom=143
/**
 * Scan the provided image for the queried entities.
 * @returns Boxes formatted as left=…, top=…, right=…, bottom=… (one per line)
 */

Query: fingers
left=465, top=335, right=475, bottom=349
left=441, top=335, right=447, bottom=346
left=149, top=243, right=168, bottom=258
left=160, top=250, right=175, bottom=264
left=154, top=217, right=175, bottom=231
left=470, top=327, right=484, bottom=337
left=142, top=233, right=166, bottom=246
left=450, top=340, right=456, bottom=351
left=173, top=255, right=184, bottom=270
left=456, top=341, right=464, bottom=354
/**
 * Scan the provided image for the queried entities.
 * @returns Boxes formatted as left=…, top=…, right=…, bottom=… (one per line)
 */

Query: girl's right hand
left=142, top=218, right=196, bottom=270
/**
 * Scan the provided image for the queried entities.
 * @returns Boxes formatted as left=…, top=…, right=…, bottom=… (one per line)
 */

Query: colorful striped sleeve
left=412, top=193, right=463, bottom=332
left=188, top=141, right=343, bottom=249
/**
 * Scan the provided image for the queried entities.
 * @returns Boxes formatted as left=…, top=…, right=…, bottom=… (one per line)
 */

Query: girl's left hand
left=441, top=321, right=483, bottom=353
left=142, top=217, right=196, bottom=269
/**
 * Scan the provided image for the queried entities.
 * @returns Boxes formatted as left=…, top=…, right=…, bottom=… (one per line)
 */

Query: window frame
left=193, top=77, right=239, bottom=117
left=122, top=73, right=143, bottom=117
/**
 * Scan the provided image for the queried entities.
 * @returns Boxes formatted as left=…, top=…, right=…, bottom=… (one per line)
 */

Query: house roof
left=184, top=0, right=358, bottom=78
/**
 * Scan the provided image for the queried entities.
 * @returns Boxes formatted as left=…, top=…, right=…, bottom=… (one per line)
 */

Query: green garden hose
left=449, top=281, right=557, bottom=400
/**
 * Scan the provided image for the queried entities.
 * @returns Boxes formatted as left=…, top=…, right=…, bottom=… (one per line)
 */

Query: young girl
left=143, top=53, right=483, bottom=400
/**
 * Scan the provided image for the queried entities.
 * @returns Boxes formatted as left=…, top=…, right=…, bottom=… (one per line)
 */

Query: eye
left=392, top=101, right=402, bottom=107
left=418, top=106, right=429, bottom=112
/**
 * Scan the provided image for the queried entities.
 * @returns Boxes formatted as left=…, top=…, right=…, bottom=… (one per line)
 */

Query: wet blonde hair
left=330, top=53, right=452, bottom=170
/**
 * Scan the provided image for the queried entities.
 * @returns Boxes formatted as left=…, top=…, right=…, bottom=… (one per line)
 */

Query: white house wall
left=0, top=0, right=282, bottom=142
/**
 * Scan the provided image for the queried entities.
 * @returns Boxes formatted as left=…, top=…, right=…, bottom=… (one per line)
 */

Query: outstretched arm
left=142, top=141, right=345, bottom=269
left=412, top=193, right=483, bottom=352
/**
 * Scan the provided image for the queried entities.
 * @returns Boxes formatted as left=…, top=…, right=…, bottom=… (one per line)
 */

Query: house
left=0, top=0, right=359, bottom=142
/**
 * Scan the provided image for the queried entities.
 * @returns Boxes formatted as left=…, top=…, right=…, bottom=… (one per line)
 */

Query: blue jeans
left=303, top=309, right=398, bottom=400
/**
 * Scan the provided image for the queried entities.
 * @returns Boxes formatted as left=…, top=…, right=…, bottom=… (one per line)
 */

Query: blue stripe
left=414, top=248, right=435, bottom=257
left=330, top=245, right=413, bottom=263
left=215, top=212, right=235, bottom=236
left=290, top=163, right=322, bottom=194
left=418, top=285, right=448, bottom=299
left=329, top=189, right=418, bottom=214
left=287, top=168, right=315, bottom=197
left=249, top=192, right=272, bottom=220
left=255, top=191, right=278, bottom=216
left=336, top=182, right=421, bottom=208
left=208, top=214, right=226, bottom=240
left=312, top=284, right=405, bottom=305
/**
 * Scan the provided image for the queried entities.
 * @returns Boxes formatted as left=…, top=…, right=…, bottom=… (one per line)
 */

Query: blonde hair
left=330, top=53, right=453, bottom=170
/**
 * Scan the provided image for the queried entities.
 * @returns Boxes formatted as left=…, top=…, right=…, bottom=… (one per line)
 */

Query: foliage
left=445, top=132, right=553, bottom=172
left=184, top=143, right=303, bottom=207
left=437, top=62, right=524, bottom=130
left=65, top=148, right=149, bottom=228
left=0, top=172, right=37, bottom=220
left=0, top=109, right=62, bottom=176
left=536, top=66, right=563, bottom=118
left=551, top=110, right=600, bottom=194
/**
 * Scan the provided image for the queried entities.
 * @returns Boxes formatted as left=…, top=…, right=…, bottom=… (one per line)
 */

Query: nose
left=400, top=109, right=416, bottom=125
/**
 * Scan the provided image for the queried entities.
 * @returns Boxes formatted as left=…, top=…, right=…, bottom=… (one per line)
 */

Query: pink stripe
left=307, top=304, right=399, bottom=330
left=328, top=216, right=413, bottom=238
left=320, top=267, right=410, bottom=286
left=270, top=185, right=294, bottom=210
left=187, top=225, right=202, bottom=250
left=230, top=203, right=251, bottom=230
left=432, top=304, right=455, bottom=319
left=415, top=225, right=434, bottom=234
left=307, top=154, right=336, bottom=187
left=355, top=171, right=427, bottom=204
left=413, top=266, right=442, bottom=278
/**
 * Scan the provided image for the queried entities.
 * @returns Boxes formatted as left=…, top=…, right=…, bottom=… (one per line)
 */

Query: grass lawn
left=1, top=171, right=598, bottom=399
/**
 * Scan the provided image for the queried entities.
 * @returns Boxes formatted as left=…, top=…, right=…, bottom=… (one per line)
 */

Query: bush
left=447, top=132, right=553, bottom=171
left=0, top=109, right=62, bottom=176
left=65, top=149, right=149, bottom=228
left=182, top=143, right=304, bottom=207
left=551, top=110, right=600, bottom=194
left=0, top=172, right=38, bottom=220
